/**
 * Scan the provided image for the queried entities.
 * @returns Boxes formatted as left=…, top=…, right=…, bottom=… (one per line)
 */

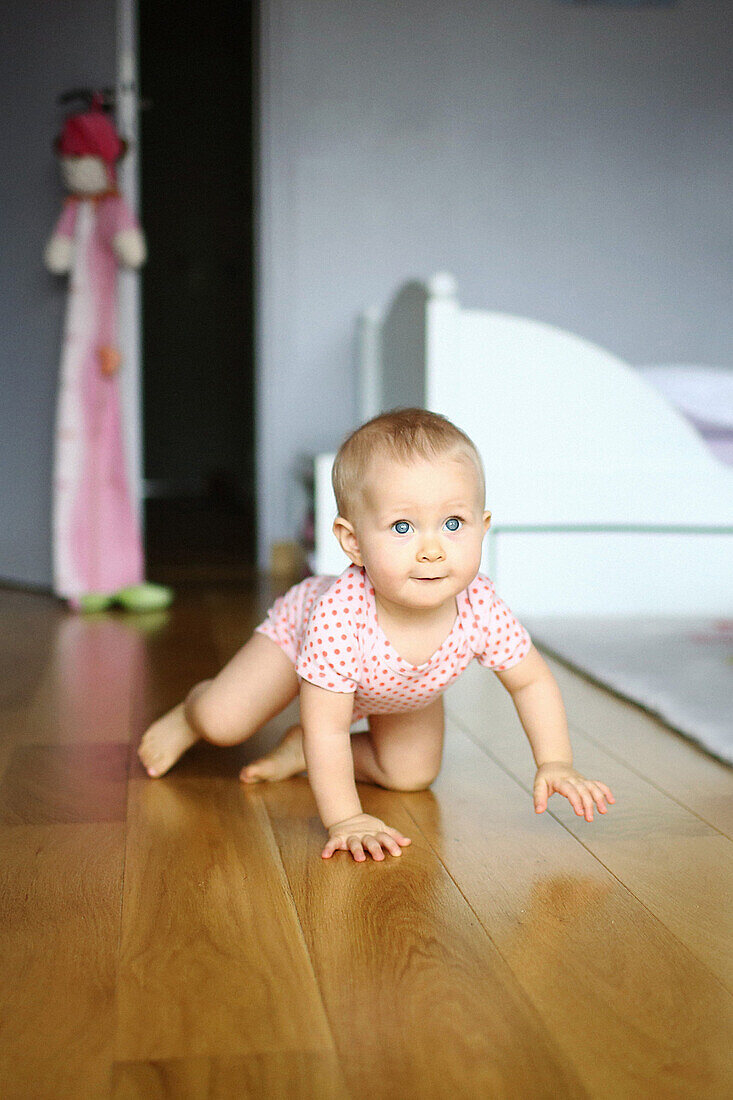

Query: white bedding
left=638, top=365, right=733, bottom=466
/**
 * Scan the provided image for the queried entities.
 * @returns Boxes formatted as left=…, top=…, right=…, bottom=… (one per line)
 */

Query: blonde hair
left=332, top=407, right=485, bottom=520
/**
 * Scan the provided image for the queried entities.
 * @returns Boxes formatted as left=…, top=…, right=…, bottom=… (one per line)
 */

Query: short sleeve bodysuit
left=255, top=564, right=531, bottom=723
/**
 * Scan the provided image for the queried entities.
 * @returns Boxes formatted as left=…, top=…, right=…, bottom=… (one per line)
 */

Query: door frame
left=116, top=0, right=144, bottom=531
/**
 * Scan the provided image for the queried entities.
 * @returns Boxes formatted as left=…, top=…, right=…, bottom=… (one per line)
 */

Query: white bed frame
left=314, top=274, right=733, bottom=615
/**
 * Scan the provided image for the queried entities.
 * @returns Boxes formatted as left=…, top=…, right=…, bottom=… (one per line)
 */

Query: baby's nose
left=417, top=539, right=445, bottom=561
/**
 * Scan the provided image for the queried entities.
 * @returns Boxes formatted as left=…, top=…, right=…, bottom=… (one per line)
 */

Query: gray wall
left=256, top=0, right=732, bottom=568
left=0, top=2, right=117, bottom=588
left=2, top=2, right=730, bottom=585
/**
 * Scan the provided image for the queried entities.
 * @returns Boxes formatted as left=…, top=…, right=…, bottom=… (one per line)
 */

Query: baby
left=138, top=408, right=615, bottom=861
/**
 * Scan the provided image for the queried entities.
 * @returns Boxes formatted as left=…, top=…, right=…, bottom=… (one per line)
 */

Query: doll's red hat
left=56, top=93, right=124, bottom=167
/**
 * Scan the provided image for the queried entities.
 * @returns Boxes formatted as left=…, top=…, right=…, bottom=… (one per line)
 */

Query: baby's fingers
left=347, top=836, right=367, bottom=862
left=560, top=780, right=595, bottom=820
left=321, top=835, right=346, bottom=859
left=322, top=836, right=367, bottom=862
left=377, top=831, right=406, bottom=857
left=587, top=781, right=614, bottom=813
left=595, top=781, right=615, bottom=804
left=360, top=835, right=384, bottom=861
left=385, top=828, right=411, bottom=848
left=322, top=823, right=412, bottom=861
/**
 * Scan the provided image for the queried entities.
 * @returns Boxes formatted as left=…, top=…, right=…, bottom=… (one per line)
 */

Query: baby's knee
left=380, top=769, right=439, bottom=793
left=184, top=682, right=237, bottom=746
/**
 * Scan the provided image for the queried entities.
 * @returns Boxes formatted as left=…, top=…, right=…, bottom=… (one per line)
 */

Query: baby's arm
left=494, top=645, right=615, bottom=821
left=299, top=681, right=411, bottom=861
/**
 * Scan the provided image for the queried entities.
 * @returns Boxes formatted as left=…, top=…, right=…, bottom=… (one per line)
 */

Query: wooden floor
left=1, top=580, right=732, bottom=1100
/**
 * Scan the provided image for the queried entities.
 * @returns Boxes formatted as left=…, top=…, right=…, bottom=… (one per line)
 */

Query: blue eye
left=392, top=521, right=412, bottom=535
left=444, top=517, right=462, bottom=532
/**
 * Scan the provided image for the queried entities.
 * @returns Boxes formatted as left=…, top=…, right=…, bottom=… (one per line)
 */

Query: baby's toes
left=138, top=730, right=178, bottom=778
left=240, top=762, right=268, bottom=784
left=139, top=751, right=159, bottom=778
left=137, top=736, right=154, bottom=767
left=138, top=745, right=161, bottom=777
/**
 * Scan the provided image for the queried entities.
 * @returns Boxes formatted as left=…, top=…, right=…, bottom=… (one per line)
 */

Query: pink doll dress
left=255, top=563, right=531, bottom=722
left=51, top=194, right=144, bottom=602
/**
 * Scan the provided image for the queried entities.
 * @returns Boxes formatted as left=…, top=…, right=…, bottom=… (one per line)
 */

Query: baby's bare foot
left=240, top=725, right=306, bottom=784
left=138, top=702, right=200, bottom=778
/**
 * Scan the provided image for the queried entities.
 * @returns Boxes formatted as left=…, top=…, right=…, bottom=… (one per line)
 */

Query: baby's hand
left=322, top=813, right=411, bottom=862
left=534, top=762, right=615, bottom=822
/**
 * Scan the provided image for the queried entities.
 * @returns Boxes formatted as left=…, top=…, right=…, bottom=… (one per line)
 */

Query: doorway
left=138, top=0, right=256, bottom=583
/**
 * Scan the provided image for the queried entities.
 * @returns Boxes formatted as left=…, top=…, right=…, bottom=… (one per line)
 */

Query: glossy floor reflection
left=0, top=581, right=731, bottom=1098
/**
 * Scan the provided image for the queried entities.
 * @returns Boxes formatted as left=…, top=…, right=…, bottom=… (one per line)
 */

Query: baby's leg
left=138, top=633, right=299, bottom=777
left=351, top=696, right=445, bottom=791
left=238, top=692, right=446, bottom=789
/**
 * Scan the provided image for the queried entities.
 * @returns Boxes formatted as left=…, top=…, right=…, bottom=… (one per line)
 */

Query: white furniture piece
left=638, top=364, right=733, bottom=468
left=314, top=274, right=733, bottom=616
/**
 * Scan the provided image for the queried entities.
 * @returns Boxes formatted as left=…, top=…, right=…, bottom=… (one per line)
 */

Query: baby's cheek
left=366, top=551, right=401, bottom=584
left=460, top=539, right=483, bottom=568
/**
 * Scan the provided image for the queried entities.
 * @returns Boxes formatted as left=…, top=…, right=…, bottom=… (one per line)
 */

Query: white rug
left=526, top=616, right=733, bottom=766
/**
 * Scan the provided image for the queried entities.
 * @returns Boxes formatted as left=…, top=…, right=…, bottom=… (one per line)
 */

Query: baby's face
left=338, top=451, right=491, bottom=615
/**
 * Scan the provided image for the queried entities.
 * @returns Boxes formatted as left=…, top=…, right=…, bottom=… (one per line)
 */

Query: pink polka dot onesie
left=255, top=564, right=531, bottom=723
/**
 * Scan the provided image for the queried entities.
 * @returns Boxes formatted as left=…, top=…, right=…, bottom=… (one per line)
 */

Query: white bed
left=314, top=273, right=733, bottom=618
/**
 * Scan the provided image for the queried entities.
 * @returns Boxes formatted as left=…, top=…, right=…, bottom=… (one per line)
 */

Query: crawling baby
left=138, top=408, right=614, bottom=860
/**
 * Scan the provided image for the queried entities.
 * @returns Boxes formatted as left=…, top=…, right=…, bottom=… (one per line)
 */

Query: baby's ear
left=333, top=516, right=363, bottom=566
left=483, top=510, right=492, bottom=533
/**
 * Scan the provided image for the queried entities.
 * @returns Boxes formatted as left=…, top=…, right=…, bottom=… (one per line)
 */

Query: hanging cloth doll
left=45, top=93, right=171, bottom=612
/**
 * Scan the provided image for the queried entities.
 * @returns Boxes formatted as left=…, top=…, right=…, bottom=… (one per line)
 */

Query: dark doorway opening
left=139, top=0, right=256, bottom=583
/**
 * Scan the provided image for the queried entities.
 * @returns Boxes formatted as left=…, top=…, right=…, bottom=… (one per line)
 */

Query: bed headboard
left=359, top=272, right=732, bottom=527
left=315, top=275, right=733, bottom=614
left=358, top=272, right=458, bottom=419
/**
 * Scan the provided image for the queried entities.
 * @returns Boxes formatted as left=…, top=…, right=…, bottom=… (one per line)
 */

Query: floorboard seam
left=567, top=718, right=733, bottom=842
left=394, top=790, right=595, bottom=1092
left=538, top=651, right=733, bottom=839
left=451, top=660, right=733, bottom=842
left=112, top=669, right=139, bottom=1072
left=447, top=710, right=733, bottom=1001
left=256, top=790, right=353, bottom=1096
